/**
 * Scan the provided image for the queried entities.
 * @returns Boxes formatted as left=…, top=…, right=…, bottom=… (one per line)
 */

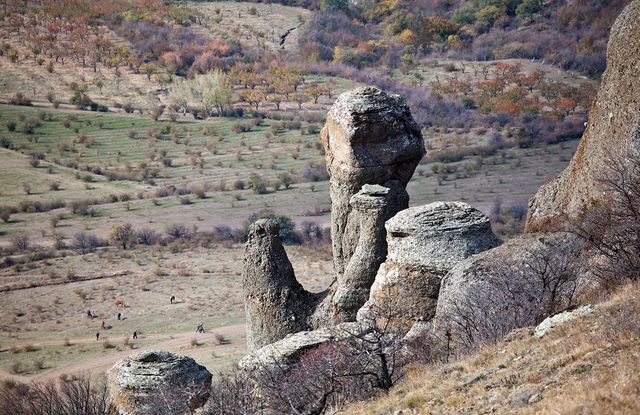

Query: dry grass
left=350, top=283, right=640, bottom=415
left=0, top=243, right=333, bottom=379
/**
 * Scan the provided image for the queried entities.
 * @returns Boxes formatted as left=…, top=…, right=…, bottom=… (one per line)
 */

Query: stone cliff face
left=526, top=0, right=640, bottom=231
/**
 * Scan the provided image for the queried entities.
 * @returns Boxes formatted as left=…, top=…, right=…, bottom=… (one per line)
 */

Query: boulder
left=107, top=350, right=212, bottom=415
left=238, top=322, right=364, bottom=374
left=357, top=202, right=501, bottom=331
left=433, top=232, right=585, bottom=352
left=533, top=305, right=593, bottom=338
left=321, top=86, right=425, bottom=283
left=526, top=0, right=640, bottom=231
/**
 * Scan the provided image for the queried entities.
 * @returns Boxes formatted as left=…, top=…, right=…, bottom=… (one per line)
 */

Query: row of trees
left=437, top=62, right=596, bottom=119
left=168, top=65, right=333, bottom=118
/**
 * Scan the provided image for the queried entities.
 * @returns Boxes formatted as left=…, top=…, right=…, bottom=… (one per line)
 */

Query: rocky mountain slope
left=350, top=283, right=640, bottom=414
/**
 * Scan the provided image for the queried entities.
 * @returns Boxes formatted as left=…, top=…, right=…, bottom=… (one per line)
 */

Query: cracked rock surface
left=358, top=202, right=501, bottom=332
left=107, top=350, right=212, bottom=415
left=320, top=86, right=425, bottom=282
left=526, top=0, right=640, bottom=231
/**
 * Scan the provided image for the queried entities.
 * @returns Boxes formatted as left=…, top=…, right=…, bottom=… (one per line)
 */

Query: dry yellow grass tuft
left=349, top=283, right=640, bottom=414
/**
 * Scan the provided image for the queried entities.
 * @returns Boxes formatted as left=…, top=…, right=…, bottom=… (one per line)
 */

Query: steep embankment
left=350, top=283, right=640, bottom=414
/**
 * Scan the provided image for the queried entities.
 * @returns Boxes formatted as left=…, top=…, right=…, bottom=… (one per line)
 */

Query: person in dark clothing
left=170, top=295, right=175, bottom=304
left=96, top=332, right=100, bottom=341
left=87, top=310, right=93, bottom=319
left=117, top=312, right=121, bottom=321
left=133, top=331, right=138, bottom=340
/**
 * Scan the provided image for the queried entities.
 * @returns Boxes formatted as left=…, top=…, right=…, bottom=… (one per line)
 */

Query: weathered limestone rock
left=533, top=305, right=593, bottom=338
left=357, top=202, right=501, bottom=331
left=433, top=232, right=585, bottom=352
left=526, top=0, right=640, bottom=231
left=242, top=87, right=427, bottom=340
left=321, top=86, right=425, bottom=282
left=107, top=351, right=212, bottom=415
left=238, top=322, right=364, bottom=374
left=331, top=184, right=391, bottom=322
left=243, top=219, right=324, bottom=352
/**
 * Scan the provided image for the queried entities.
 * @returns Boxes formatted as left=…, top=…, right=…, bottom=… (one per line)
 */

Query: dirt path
left=0, top=323, right=245, bottom=383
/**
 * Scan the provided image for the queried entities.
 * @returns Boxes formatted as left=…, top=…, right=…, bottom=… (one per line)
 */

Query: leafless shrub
left=204, top=370, right=260, bottom=415
left=136, top=228, right=159, bottom=246
left=570, top=150, right=640, bottom=288
left=0, top=376, right=116, bottom=415
left=73, top=232, right=104, bottom=254
left=439, top=236, right=584, bottom=353
left=10, top=234, right=29, bottom=251
left=252, top=325, right=404, bottom=414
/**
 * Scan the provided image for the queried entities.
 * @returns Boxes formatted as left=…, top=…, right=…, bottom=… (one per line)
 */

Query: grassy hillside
left=350, top=283, right=640, bottom=414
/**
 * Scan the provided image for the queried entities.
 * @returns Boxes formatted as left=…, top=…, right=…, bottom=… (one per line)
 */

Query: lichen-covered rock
left=107, top=351, right=212, bottom=415
left=433, top=232, right=586, bottom=352
left=357, top=202, right=501, bottom=331
left=321, top=86, right=425, bottom=281
left=238, top=322, right=364, bottom=373
left=526, top=0, right=640, bottom=231
left=534, top=305, right=593, bottom=338
left=243, top=219, right=325, bottom=352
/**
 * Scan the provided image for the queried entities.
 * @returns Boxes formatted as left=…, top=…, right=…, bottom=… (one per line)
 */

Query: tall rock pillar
left=320, top=86, right=425, bottom=322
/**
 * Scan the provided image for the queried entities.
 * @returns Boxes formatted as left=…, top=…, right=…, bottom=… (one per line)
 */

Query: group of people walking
left=91, top=295, right=187, bottom=342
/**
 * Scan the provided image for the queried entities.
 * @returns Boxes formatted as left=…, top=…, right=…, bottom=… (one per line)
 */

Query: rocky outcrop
left=432, top=232, right=585, bottom=351
left=238, top=322, right=364, bottom=374
left=321, top=86, right=425, bottom=288
left=242, top=87, right=427, bottom=349
left=107, top=351, right=212, bottom=415
left=358, top=202, right=501, bottom=332
left=526, top=0, right=640, bottom=231
left=533, top=304, right=593, bottom=338
left=243, top=219, right=324, bottom=352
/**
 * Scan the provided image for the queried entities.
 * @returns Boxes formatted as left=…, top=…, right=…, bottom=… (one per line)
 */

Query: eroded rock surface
left=433, top=232, right=585, bottom=351
left=243, top=219, right=324, bottom=352
left=331, top=184, right=392, bottom=322
left=238, top=322, right=364, bottom=374
left=526, top=0, right=640, bottom=230
left=321, top=86, right=425, bottom=283
left=107, top=351, right=212, bottom=415
left=358, top=202, right=501, bottom=331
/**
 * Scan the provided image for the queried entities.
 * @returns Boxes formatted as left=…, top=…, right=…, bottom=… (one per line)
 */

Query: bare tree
left=571, top=150, right=640, bottom=287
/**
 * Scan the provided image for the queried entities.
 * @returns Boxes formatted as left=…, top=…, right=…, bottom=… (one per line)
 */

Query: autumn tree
left=109, top=223, right=134, bottom=249
left=141, top=63, right=157, bottom=81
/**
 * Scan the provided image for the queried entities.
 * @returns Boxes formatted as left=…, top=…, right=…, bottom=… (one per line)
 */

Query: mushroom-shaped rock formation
left=243, top=219, right=324, bottom=352
left=107, top=350, right=212, bottom=415
left=526, top=0, right=640, bottom=231
left=321, top=86, right=425, bottom=288
left=357, top=202, right=501, bottom=331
